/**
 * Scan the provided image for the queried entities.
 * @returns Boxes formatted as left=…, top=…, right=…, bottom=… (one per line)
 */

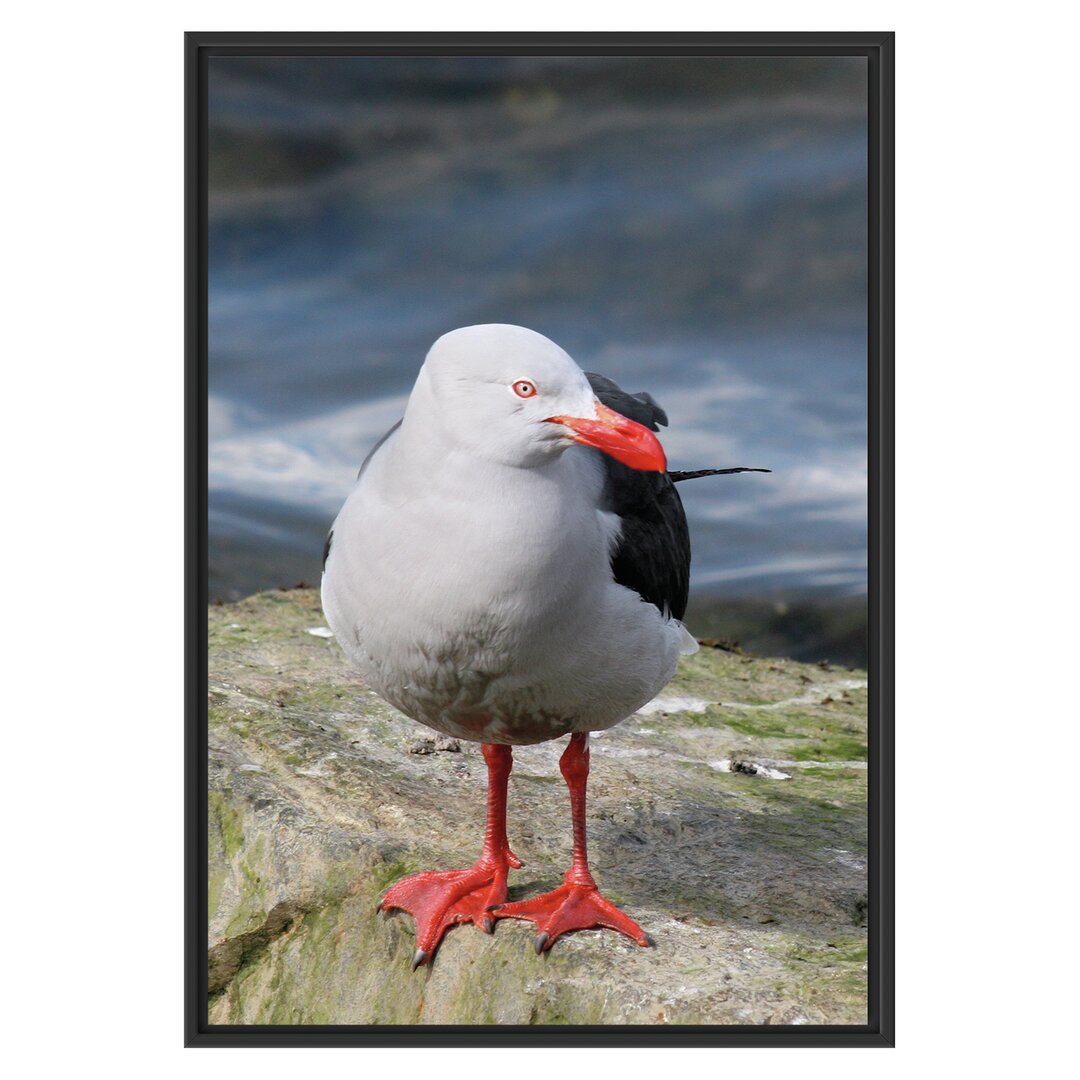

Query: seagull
left=321, top=324, right=767, bottom=969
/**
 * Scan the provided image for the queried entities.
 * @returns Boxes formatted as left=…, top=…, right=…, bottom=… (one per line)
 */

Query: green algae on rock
left=207, top=588, right=868, bottom=1025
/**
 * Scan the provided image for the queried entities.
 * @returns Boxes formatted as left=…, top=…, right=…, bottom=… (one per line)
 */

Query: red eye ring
left=512, top=379, right=538, bottom=398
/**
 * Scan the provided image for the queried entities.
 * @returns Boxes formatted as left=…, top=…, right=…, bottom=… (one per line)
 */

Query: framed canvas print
left=187, top=31, right=894, bottom=1047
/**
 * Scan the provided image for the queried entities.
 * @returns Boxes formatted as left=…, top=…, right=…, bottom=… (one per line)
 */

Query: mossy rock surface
left=207, top=588, right=868, bottom=1026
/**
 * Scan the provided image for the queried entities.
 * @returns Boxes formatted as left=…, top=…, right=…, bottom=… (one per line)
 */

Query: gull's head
left=410, top=324, right=666, bottom=471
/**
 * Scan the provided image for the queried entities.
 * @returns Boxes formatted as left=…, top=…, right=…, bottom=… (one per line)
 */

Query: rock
left=406, top=735, right=462, bottom=755
left=208, top=588, right=869, bottom=1025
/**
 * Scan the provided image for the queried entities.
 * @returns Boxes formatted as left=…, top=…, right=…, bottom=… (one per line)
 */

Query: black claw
left=482, top=917, right=495, bottom=934
left=485, top=903, right=502, bottom=912
left=411, top=948, right=428, bottom=971
left=644, top=933, right=656, bottom=948
left=534, top=932, right=550, bottom=955
left=375, top=900, right=383, bottom=914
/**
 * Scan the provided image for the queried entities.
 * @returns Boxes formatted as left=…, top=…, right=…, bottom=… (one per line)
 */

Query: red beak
left=545, top=400, right=667, bottom=472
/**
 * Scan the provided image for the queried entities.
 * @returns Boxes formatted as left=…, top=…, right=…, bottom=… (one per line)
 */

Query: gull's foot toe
left=380, top=860, right=512, bottom=965
left=493, top=882, right=649, bottom=952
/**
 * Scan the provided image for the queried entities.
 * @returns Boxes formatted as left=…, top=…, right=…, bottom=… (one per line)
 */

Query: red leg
left=491, top=733, right=652, bottom=953
left=379, top=743, right=521, bottom=968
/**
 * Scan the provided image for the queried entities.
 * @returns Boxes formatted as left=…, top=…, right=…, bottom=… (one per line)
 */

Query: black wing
left=670, top=467, right=770, bottom=482
left=585, top=372, right=691, bottom=620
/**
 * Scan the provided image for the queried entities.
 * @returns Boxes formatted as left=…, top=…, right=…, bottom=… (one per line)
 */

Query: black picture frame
left=186, top=30, right=894, bottom=1048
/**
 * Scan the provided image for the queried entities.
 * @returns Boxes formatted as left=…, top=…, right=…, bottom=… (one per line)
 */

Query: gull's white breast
left=321, top=433, right=687, bottom=744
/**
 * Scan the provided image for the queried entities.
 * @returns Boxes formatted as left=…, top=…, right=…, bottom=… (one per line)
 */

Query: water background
left=207, top=56, right=869, bottom=664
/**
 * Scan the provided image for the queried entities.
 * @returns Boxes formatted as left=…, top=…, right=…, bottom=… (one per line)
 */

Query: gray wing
left=322, top=418, right=403, bottom=570
left=358, top=418, right=403, bottom=480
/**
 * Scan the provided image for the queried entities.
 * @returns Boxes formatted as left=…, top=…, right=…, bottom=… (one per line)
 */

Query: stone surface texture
left=207, top=588, right=868, bottom=1026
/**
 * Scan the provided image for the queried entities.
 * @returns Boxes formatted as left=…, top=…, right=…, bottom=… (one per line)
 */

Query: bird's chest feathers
left=349, top=450, right=615, bottom=646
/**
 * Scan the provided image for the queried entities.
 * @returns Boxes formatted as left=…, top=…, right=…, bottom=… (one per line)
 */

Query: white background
left=5, top=1, right=1075, bottom=1074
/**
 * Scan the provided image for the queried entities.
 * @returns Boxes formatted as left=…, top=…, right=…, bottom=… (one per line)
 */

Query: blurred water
left=207, top=56, right=869, bottom=643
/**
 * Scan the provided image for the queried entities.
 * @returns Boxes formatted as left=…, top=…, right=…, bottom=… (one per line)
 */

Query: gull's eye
left=512, top=379, right=538, bottom=399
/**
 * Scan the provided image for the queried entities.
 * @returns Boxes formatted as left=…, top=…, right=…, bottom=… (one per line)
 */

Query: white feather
left=321, top=325, right=686, bottom=745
